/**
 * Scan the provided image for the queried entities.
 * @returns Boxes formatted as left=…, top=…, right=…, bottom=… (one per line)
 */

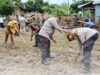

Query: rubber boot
left=41, top=58, right=49, bottom=65
left=80, top=64, right=91, bottom=74
left=47, top=55, right=54, bottom=59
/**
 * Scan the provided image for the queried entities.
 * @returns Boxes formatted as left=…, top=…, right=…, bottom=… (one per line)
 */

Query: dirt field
left=0, top=29, right=100, bottom=75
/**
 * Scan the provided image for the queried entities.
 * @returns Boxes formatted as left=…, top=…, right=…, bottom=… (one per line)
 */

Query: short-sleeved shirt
left=84, top=22, right=95, bottom=28
left=73, top=28, right=98, bottom=44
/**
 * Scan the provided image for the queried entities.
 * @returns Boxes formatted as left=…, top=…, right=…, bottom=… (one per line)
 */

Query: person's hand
left=63, top=30, right=70, bottom=35
left=78, top=20, right=84, bottom=23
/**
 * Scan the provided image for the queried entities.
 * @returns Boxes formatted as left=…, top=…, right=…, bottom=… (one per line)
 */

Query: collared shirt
left=39, top=17, right=64, bottom=40
left=74, top=27, right=98, bottom=43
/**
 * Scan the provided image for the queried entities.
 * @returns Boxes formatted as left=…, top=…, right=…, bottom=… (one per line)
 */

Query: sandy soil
left=0, top=29, right=100, bottom=75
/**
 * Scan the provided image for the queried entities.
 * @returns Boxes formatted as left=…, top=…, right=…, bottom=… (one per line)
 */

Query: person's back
left=7, top=20, right=18, bottom=34
left=76, top=28, right=98, bottom=43
left=20, top=17, right=26, bottom=26
left=39, top=17, right=63, bottom=40
left=39, top=17, right=55, bottom=39
left=84, top=21, right=95, bottom=28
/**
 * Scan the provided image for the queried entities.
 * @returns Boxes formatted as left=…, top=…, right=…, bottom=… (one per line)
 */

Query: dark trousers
left=0, top=23, right=4, bottom=28
left=83, top=33, right=99, bottom=68
left=34, top=34, right=40, bottom=46
left=38, top=35, right=50, bottom=60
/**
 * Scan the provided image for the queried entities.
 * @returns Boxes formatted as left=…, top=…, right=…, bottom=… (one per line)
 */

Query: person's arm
left=51, top=19, right=66, bottom=33
left=77, top=39, right=82, bottom=54
left=78, top=20, right=85, bottom=24
left=74, top=37, right=82, bottom=63
left=50, top=35, right=56, bottom=44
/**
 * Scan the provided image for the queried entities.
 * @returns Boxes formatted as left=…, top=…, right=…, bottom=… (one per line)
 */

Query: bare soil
left=0, top=29, right=100, bottom=75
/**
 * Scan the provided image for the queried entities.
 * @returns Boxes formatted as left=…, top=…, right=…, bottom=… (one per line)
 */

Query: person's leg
left=10, top=33, right=14, bottom=45
left=82, top=33, right=99, bottom=63
left=1, top=23, right=4, bottom=28
left=0, top=23, right=1, bottom=28
left=23, top=25, right=26, bottom=34
left=4, top=30, right=9, bottom=43
left=81, top=37, right=96, bottom=73
left=47, top=40, right=50, bottom=57
left=38, top=36, right=50, bottom=65
left=33, top=34, right=38, bottom=47
left=47, top=41, right=54, bottom=59
left=20, top=25, right=23, bottom=34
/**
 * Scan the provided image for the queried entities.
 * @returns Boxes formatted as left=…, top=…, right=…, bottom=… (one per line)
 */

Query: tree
left=26, top=0, right=44, bottom=12
left=70, top=0, right=88, bottom=13
left=58, top=3, right=72, bottom=16
left=34, top=0, right=44, bottom=12
left=0, top=0, right=15, bottom=16
left=26, top=0, right=35, bottom=12
left=42, top=6, right=49, bottom=12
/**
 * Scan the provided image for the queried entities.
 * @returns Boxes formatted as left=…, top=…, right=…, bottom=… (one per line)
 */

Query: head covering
left=7, top=20, right=18, bottom=34
left=12, top=20, right=18, bottom=25
left=70, top=29, right=76, bottom=35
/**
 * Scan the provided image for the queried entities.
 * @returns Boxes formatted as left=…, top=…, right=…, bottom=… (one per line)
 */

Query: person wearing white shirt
left=38, top=16, right=67, bottom=65
left=19, top=15, right=26, bottom=34
left=67, top=27, right=99, bottom=73
left=0, top=17, right=4, bottom=28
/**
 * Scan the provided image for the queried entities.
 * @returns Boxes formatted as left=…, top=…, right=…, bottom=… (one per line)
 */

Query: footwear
left=47, top=55, right=54, bottom=59
left=80, top=67, right=90, bottom=74
left=41, top=58, right=49, bottom=65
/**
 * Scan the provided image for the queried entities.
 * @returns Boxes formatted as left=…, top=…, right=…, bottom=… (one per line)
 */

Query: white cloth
left=0, top=18, right=3, bottom=23
left=19, top=16, right=26, bottom=34
left=19, top=16, right=26, bottom=26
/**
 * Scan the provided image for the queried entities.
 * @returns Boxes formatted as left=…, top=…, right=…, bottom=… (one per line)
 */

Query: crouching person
left=38, top=16, right=67, bottom=65
left=4, top=20, right=19, bottom=46
left=67, top=27, right=99, bottom=73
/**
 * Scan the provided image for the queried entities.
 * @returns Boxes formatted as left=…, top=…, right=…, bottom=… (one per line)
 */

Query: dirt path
left=0, top=30, right=100, bottom=75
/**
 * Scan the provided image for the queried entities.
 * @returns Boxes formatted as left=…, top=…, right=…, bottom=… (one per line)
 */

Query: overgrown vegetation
left=0, top=0, right=92, bottom=16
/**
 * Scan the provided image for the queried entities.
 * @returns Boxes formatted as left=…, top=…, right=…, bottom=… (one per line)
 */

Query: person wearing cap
left=4, top=19, right=19, bottom=46
left=38, top=16, right=68, bottom=65
left=67, top=27, right=99, bottom=73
